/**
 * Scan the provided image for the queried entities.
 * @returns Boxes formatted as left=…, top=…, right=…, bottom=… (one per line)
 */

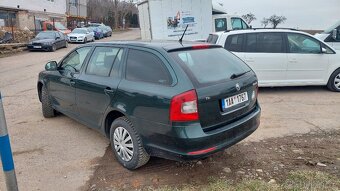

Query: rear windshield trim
left=170, top=48, right=252, bottom=88
left=166, top=45, right=222, bottom=53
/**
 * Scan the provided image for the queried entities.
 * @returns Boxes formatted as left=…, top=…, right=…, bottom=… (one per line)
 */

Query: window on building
left=0, top=11, right=17, bottom=30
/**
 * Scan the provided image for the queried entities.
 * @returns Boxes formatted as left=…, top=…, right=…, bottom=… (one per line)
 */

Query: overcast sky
left=218, top=0, right=340, bottom=30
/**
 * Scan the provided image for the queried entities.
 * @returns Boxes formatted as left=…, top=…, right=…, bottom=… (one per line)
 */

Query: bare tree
left=242, top=13, right=256, bottom=25
left=87, top=0, right=137, bottom=29
left=261, top=18, right=269, bottom=28
left=267, top=15, right=287, bottom=28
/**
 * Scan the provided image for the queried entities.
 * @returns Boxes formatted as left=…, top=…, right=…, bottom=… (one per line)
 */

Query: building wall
left=66, top=0, right=87, bottom=17
left=0, top=0, right=66, bottom=15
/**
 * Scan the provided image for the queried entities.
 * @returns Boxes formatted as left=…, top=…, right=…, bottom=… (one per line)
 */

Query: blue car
left=88, top=27, right=104, bottom=39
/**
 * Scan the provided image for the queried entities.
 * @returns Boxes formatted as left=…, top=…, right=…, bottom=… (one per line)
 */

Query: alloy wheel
left=334, top=73, right=340, bottom=90
left=113, top=126, right=134, bottom=161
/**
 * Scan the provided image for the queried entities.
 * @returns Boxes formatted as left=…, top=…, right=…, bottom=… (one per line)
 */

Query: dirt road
left=0, top=29, right=140, bottom=191
left=0, top=28, right=339, bottom=191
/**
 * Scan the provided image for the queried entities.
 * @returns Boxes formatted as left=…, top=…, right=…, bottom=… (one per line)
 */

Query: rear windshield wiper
left=230, top=71, right=250, bottom=79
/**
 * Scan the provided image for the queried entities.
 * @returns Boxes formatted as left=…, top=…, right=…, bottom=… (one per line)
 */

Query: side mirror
left=321, top=47, right=327, bottom=54
left=332, top=29, right=337, bottom=40
left=55, top=37, right=60, bottom=40
left=45, top=61, right=58, bottom=71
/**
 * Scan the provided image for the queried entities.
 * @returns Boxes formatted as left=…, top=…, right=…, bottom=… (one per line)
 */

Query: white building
left=0, top=0, right=67, bottom=30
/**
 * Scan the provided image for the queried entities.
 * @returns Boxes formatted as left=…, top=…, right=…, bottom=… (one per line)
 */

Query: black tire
left=41, top=86, right=55, bottom=118
left=83, top=38, right=87, bottom=44
left=50, top=44, right=56, bottom=52
left=327, top=68, right=340, bottom=92
left=110, top=117, right=150, bottom=170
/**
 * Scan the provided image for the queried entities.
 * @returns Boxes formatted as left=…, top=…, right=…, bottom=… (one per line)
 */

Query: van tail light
left=170, top=90, right=199, bottom=122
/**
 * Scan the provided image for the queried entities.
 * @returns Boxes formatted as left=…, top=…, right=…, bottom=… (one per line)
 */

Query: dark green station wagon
left=37, top=41, right=261, bottom=169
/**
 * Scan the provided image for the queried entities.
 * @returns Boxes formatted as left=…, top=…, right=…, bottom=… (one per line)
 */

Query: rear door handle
left=288, top=59, right=297, bottom=63
left=104, top=87, right=114, bottom=94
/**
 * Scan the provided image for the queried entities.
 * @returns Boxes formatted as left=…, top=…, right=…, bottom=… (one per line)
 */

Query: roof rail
left=224, top=27, right=299, bottom=33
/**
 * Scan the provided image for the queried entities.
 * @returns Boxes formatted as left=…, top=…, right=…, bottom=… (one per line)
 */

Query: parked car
left=315, top=20, right=340, bottom=50
left=99, top=25, right=111, bottom=37
left=27, top=31, right=68, bottom=52
left=38, top=21, right=71, bottom=35
left=209, top=29, right=340, bottom=92
left=87, top=22, right=104, bottom=27
left=104, top=25, right=113, bottom=37
left=67, top=28, right=95, bottom=43
left=37, top=42, right=261, bottom=169
left=87, top=27, right=104, bottom=39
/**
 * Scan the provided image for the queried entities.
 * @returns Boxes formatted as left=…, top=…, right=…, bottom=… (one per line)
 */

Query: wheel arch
left=327, top=67, right=340, bottom=83
left=37, top=81, right=44, bottom=102
left=103, top=109, right=127, bottom=138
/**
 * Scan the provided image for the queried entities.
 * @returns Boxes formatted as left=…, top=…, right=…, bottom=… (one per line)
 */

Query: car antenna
left=179, top=25, right=189, bottom=44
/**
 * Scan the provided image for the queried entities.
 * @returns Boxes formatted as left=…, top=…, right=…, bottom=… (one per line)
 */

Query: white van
left=137, top=0, right=248, bottom=40
left=315, top=21, right=340, bottom=50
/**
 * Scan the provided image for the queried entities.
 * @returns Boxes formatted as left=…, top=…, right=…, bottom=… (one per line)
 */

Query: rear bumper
left=143, top=104, right=261, bottom=161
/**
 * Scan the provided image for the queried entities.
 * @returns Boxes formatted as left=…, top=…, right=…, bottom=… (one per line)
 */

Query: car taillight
left=170, top=90, right=199, bottom=122
left=252, top=82, right=259, bottom=100
left=192, top=44, right=210, bottom=49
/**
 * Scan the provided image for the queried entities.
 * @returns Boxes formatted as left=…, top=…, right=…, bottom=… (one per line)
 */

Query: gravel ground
left=0, top=28, right=339, bottom=191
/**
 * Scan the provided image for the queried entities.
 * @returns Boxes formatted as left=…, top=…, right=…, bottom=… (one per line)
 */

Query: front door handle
left=104, top=87, right=114, bottom=94
left=244, top=58, right=254, bottom=63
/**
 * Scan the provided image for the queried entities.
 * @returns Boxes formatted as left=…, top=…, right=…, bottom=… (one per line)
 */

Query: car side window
left=207, top=34, right=219, bottom=44
left=46, top=23, right=53, bottom=31
left=231, top=18, right=242, bottom=30
left=86, top=47, right=121, bottom=77
left=126, top=49, right=172, bottom=85
left=257, top=33, right=284, bottom=53
left=58, top=32, right=64, bottom=39
left=225, top=34, right=244, bottom=52
left=60, top=47, right=92, bottom=73
left=245, top=33, right=257, bottom=52
left=241, top=20, right=249, bottom=29
left=231, top=18, right=247, bottom=30
left=287, top=33, right=321, bottom=54
left=215, top=18, right=227, bottom=32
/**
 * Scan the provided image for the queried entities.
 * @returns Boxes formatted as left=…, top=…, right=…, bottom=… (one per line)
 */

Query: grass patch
left=282, top=170, right=340, bottom=191
left=150, top=170, right=339, bottom=191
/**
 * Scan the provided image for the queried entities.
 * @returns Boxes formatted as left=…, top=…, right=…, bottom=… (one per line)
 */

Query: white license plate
left=33, top=46, right=41, bottom=48
left=222, top=92, right=248, bottom=109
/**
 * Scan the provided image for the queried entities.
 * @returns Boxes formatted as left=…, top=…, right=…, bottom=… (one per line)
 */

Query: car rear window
left=207, top=34, right=219, bottom=44
left=170, top=48, right=251, bottom=86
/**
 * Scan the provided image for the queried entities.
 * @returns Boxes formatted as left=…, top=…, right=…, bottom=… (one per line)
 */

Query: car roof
left=211, top=29, right=311, bottom=36
left=39, top=31, right=57, bottom=34
left=73, top=28, right=87, bottom=30
left=81, top=40, right=222, bottom=52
